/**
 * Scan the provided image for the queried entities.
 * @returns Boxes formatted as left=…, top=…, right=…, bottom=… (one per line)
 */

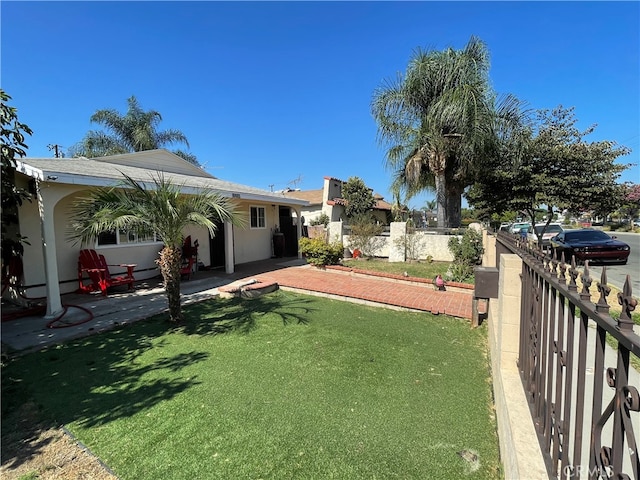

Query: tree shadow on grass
left=1, top=321, right=208, bottom=469
left=176, top=290, right=316, bottom=336
left=1, top=290, right=316, bottom=471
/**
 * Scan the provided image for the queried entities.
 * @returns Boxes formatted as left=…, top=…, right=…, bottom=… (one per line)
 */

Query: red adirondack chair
left=77, top=249, right=136, bottom=296
left=180, top=236, right=198, bottom=280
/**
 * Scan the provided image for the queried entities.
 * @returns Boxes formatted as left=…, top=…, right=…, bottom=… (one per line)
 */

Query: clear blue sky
left=2, top=1, right=638, bottom=210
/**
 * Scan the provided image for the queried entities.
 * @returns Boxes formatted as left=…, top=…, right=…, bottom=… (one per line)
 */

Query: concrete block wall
left=336, top=222, right=456, bottom=262
left=483, top=235, right=548, bottom=480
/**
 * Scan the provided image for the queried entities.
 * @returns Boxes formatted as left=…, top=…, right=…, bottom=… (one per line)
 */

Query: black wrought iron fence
left=496, top=231, right=639, bottom=480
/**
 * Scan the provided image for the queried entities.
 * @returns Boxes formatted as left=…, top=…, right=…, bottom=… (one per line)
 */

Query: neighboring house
left=281, top=176, right=392, bottom=226
left=10, top=150, right=308, bottom=317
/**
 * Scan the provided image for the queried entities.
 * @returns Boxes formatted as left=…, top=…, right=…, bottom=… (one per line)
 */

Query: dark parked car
left=549, top=229, right=630, bottom=265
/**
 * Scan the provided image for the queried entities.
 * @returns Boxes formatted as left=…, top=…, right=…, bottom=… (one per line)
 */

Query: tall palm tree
left=69, top=96, right=196, bottom=164
left=371, top=36, right=526, bottom=227
left=69, top=173, right=246, bottom=323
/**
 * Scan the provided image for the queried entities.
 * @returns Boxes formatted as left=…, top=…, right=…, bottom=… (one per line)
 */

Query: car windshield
left=565, top=230, right=611, bottom=242
left=534, top=225, right=563, bottom=235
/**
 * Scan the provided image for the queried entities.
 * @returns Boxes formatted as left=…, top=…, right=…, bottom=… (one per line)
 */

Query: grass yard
left=2, top=291, right=500, bottom=479
left=342, top=258, right=456, bottom=283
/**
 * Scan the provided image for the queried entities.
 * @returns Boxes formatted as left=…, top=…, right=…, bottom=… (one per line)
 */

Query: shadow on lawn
left=176, top=291, right=315, bottom=336
left=1, top=291, right=315, bottom=470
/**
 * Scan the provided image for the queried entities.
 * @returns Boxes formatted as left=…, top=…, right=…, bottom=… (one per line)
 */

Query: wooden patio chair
left=77, top=249, right=136, bottom=296
left=180, top=236, right=198, bottom=280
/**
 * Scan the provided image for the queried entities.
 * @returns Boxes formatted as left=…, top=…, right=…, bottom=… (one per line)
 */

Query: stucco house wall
left=282, top=176, right=392, bottom=227
left=9, top=150, right=308, bottom=310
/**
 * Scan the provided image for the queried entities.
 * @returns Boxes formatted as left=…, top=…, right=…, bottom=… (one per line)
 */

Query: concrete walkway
left=1, top=258, right=474, bottom=353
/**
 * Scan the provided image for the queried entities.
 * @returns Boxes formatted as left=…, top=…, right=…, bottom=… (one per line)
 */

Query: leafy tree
left=390, top=187, right=410, bottom=222
left=342, top=176, right=376, bottom=220
left=619, top=183, right=640, bottom=221
left=348, top=219, right=385, bottom=258
left=467, top=106, right=630, bottom=244
left=371, top=36, right=528, bottom=228
left=69, top=173, right=245, bottom=323
left=1, top=90, right=33, bottom=268
left=69, top=96, right=200, bottom=166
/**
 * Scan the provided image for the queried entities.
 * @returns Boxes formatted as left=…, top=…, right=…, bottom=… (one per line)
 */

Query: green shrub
left=348, top=216, right=385, bottom=258
left=299, top=237, right=343, bottom=267
left=447, top=228, right=484, bottom=282
left=310, top=212, right=330, bottom=227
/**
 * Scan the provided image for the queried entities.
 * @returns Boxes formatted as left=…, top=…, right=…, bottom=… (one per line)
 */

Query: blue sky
left=2, top=1, right=638, bottom=209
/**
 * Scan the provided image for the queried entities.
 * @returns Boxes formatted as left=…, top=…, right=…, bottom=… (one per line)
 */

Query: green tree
left=424, top=199, right=437, bottom=212
left=1, top=90, right=33, bottom=268
left=69, top=96, right=200, bottom=165
left=467, top=106, right=630, bottom=243
left=390, top=186, right=410, bottom=222
left=342, top=176, right=376, bottom=220
left=618, top=183, right=640, bottom=222
left=69, top=173, right=245, bottom=323
left=371, top=36, right=527, bottom=228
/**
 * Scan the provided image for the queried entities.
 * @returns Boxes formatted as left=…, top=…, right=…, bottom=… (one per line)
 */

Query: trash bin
left=273, top=233, right=285, bottom=258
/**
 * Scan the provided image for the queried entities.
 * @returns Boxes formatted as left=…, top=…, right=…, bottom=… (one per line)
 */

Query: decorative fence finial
left=580, top=261, right=592, bottom=301
left=617, top=275, right=637, bottom=332
left=568, top=257, right=578, bottom=293
left=596, top=266, right=611, bottom=314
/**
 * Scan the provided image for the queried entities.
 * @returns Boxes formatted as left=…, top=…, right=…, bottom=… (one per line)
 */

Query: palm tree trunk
left=446, top=183, right=463, bottom=228
left=158, top=246, right=183, bottom=323
left=435, top=173, right=447, bottom=228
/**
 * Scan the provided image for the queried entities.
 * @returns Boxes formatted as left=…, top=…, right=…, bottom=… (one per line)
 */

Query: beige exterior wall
left=16, top=187, right=294, bottom=298
left=299, top=205, right=323, bottom=226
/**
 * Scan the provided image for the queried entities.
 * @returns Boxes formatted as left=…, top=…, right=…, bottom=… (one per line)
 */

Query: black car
left=549, top=229, right=630, bottom=265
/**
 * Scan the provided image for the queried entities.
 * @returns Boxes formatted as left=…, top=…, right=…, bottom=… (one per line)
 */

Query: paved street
left=585, top=232, right=640, bottom=294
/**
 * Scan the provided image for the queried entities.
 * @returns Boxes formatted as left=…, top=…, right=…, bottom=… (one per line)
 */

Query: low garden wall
left=325, top=221, right=457, bottom=262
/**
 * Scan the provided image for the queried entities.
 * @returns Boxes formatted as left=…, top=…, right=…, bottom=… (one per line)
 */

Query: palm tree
left=69, top=96, right=198, bottom=164
left=371, top=36, right=526, bottom=228
left=69, top=173, right=246, bottom=323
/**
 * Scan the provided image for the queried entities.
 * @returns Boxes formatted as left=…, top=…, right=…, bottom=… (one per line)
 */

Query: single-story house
left=9, top=149, right=309, bottom=317
left=281, top=176, right=392, bottom=226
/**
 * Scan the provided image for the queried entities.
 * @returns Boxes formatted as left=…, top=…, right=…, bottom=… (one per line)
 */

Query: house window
left=98, top=230, right=117, bottom=245
left=250, top=206, right=266, bottom=229
left=97, top=228, right=158, bottom=246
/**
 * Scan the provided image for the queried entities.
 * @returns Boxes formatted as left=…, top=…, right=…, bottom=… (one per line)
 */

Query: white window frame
left=250, top=206, right=266, bottom=229
left=97, top=228, right=160, bottom=246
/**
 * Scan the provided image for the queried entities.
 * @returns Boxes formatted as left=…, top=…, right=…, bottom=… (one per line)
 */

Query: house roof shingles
left=20, top=151, right=308, bottom=206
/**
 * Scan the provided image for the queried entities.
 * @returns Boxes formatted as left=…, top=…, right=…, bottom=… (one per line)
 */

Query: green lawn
left=342, top=258, right=457, bottom=283
left=2, top=291, right=500, bottom=479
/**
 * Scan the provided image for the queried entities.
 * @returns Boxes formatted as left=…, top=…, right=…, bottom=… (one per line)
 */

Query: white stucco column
left=224, top=220, right=235, bottom=274
left=294, top=206, right=302, bottom=258
left=38, top=185, right=64, bottom=318
left=328, top=221, right=343, bottom=244
left=388, top=222, right=407, bottom=262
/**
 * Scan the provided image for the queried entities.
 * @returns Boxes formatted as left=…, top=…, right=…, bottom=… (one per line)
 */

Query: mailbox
left=474, top=266, right=499, bottom=299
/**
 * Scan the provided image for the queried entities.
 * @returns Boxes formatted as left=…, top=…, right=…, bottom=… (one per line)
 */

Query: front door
left=279, top=206, right=298, bottom=256
left=209, top=221, right=225, bottom=269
